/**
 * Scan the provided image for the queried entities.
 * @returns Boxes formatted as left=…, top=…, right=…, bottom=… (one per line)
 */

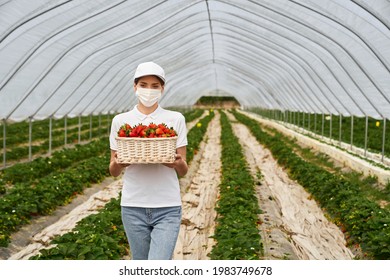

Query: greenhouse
left=1, top=0, right=390, bottom=266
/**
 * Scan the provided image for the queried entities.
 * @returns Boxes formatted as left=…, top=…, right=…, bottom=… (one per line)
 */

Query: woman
left=109, top=61, right=188, bottom=260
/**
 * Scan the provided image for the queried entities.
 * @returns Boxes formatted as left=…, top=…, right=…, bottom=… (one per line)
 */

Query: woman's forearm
left=109, top=160, right=124, bottom=177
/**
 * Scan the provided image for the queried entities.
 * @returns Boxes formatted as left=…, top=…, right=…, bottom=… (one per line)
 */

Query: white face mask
left=135, top=87, right=162, bottom=107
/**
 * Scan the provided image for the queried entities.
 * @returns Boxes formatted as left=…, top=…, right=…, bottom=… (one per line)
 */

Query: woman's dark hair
left=134, top=76, right=165, bottom=86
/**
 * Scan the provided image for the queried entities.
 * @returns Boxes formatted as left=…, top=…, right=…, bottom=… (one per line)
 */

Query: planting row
left=0, top=139, right=110, bottom=247
left=208, top=111, right=262, bottom=260
left=0, top=138, right=108, bottom=195
left=233, top=110, right=390, bottom=259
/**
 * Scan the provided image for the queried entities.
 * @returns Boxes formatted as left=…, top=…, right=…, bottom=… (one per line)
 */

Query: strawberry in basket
left=117, top=123, right=177, bottom=138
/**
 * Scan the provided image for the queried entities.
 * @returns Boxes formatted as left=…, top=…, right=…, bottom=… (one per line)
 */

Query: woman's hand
left=164, top=153, right=185, bottom=168
left=163, top=147, right=188, bottom=177
left=109, top=150, right=130, bottom=177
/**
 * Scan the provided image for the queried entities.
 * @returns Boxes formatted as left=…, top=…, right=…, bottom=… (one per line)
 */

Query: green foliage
left=0, top=140, right=110, bottom=247
left=31, top=198, right=127, bottom=260
left=195, top=96, right=240, bottom=106
left=182, top=109, right=205, bottom=123
left=186, top=110, right=215, bottom=164
left=234, top=110, right=390, bottom=260
left=209, top=111, right=262, bottom=260
left=0, top=138, right=108, bottom=190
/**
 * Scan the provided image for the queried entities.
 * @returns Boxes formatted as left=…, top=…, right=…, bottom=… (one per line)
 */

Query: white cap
left=133, top=61, right=165, bottom=83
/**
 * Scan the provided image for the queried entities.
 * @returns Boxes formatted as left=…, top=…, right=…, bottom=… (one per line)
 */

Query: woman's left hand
left=164, top=153, right=185, bottom=169
left=163, top=152, right=188, bottom=177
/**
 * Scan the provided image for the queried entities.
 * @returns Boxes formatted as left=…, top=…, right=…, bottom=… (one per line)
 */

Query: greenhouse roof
left=0, top=0, right=389, bottom=121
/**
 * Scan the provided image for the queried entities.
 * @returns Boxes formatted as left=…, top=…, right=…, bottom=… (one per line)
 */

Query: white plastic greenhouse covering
left=0, top=0, right=389, bottom=122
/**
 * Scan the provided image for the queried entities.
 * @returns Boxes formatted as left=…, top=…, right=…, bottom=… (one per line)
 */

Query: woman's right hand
left=109, top=150, right=130, bottom=177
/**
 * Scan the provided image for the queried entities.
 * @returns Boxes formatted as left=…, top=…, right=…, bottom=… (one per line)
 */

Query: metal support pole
left=293, top=111, right=295, bottom=126
left=350, top=115, right=354, bottom=150
left=2, top=119, right=6, bottom=168
left=287, top=111, right=290, bottom=125
left=322, top=113, right=324, bottom=138
left=382, top=118, right=386, bottom=162
left=64, top=116, right=67, bottom=146
left=107, top=114, right=110, bottom=135
left=98, top=113, right=101, bottom=136
left=329, top=113, right=332, bottom=140
left=339, top=114, right=342, bottom=146
left=90, top=114, right=92, bottom=140
left=29, top=117, right=32, bottom=162
left=364, top=115, right=368, bottom=157
left=49, top=116, right=52, bottom=155
left=78, top=115, right=81, bottom=144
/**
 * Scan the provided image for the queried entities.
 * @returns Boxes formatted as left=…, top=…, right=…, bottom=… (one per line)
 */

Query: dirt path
left=226, top=111, right=354, bottom=260
left=174, top=111, right=221, bottom=260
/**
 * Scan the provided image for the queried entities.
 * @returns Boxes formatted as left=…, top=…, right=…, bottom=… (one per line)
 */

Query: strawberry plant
left=186, top=110, right=215, bottom=164
left=30, top=198, right=128, bottom=260
left=209, top=111, right=263, bottom=260
left=0, top=137, right=108, bottom=195
left=181, top=109, right=204, bottom=122
left=233, top=110, right=390, bottom=259
left=0, top=148, right=110, bottom=247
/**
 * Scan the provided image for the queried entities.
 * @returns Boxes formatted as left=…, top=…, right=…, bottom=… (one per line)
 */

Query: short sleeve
left=109, top=116, right=119, bottom=151
left=176, top=113, right=188, bottom=148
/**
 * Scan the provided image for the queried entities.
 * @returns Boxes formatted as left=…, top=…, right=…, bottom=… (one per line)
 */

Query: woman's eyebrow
left=139, top=82, right=160, bottom=85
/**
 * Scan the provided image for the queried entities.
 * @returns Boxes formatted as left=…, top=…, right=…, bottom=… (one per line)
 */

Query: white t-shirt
left=109, top=105, right=187, bottom=208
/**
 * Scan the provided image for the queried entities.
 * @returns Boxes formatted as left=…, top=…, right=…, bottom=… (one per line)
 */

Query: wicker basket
left=115, top=136, right=177, bottom=164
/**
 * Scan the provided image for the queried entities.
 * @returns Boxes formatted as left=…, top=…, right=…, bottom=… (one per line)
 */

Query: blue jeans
left=121, top=206, right=182, bottom=260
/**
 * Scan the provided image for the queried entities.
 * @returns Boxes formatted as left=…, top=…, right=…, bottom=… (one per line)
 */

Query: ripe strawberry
left=117, top=122, right=177, bottom=138
left=129, top=131, right=138, bottom=137
left=155, top=127, right=164, bottom=135
left=139, top=129, right=147, bottom=138
left=149, top=123, right=157, bottom=129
